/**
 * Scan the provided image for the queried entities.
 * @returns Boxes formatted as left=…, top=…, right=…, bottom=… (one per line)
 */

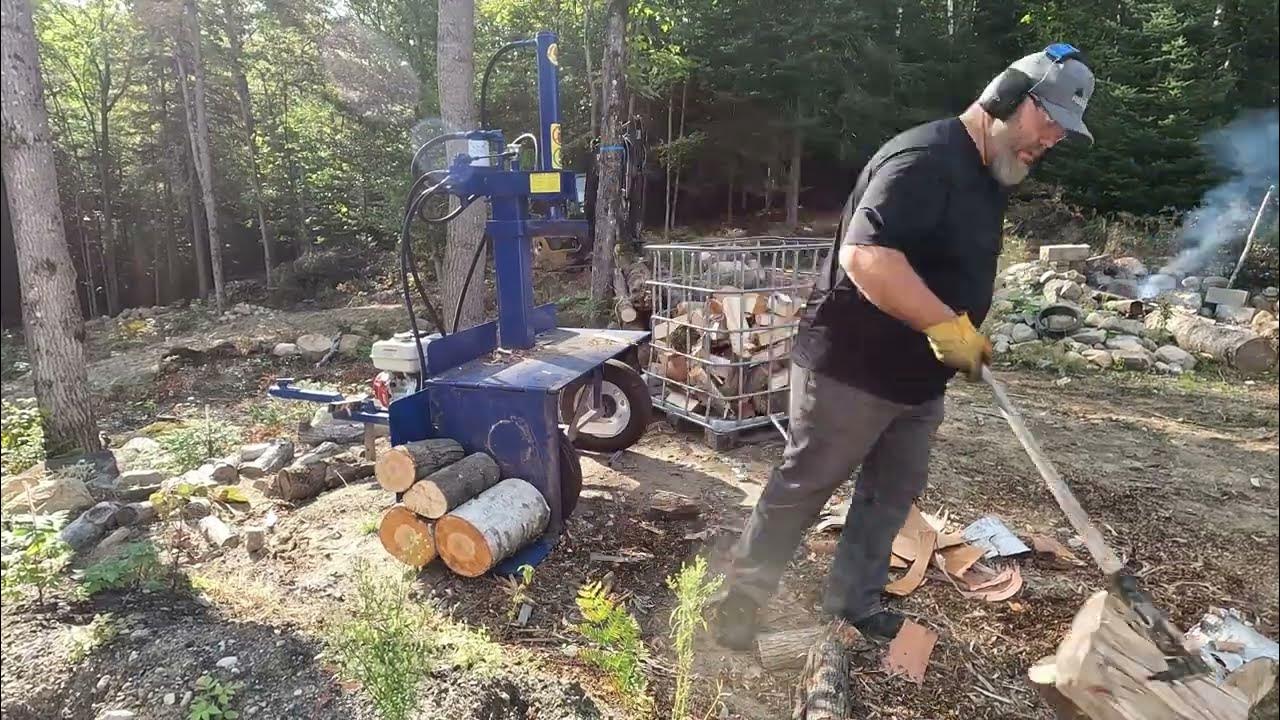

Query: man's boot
left=710, top=590, right=760, bottom=651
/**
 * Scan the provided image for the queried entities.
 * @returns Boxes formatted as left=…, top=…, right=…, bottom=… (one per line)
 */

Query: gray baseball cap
left=1010, top=49, right=1095, bottom=143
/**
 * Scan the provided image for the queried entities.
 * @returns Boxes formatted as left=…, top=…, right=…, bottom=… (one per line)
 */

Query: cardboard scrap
left=905, top=504, right=967, bottom=548
left=885, top=529, right=935, bottom=597
left=882, top=620, right=938, bottom=685
left=962, top=515, right=1031, bottom=558
left=956, top=564, right=1024, bottom=602
left=938, top=543, right=986, bottom=579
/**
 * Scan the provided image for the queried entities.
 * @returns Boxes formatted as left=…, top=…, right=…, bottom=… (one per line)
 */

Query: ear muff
left=978, top=69, right=1036, bottom=121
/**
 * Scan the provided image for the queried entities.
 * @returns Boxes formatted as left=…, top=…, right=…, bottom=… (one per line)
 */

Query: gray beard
left=990, top=150, right=1030, bottom=186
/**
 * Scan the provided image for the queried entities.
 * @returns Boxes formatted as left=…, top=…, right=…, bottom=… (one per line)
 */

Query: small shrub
left=189, top=674, right=242, bottom=720
left=666, top=557, right=723, bottom=720
left=575, top=580, right=651, bottom=712
left=358, top=516, right=379, bottom=535
left=154, top=419, right=242, bottom=474
left=0, top=329, right=30, bottom=381
left=325, top=563, right=435, bottom=720
left=79, top=541, right=164, bottom=596
left=1, top=398, right=45, bottom=476
left=1, top=512, right=72, bottom=604
left=68, top=613, right=118, bottom=663
left=499, top=564, right=535, bottom=622
left=114, top=318, right=157, bottom=344
left=245, top=402, right=312, bottom=439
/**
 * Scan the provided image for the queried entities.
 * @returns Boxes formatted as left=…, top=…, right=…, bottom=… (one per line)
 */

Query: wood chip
left=882, top=620, right=938, bottom=684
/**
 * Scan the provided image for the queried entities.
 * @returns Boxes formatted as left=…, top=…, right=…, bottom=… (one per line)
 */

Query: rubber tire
left=558, top=430, right=583, bottom=518
left=559, top=359, right=653, bottom=453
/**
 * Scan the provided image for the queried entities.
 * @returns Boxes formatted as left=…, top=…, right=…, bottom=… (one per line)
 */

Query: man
left=713, top=45, right=1096, bottom=648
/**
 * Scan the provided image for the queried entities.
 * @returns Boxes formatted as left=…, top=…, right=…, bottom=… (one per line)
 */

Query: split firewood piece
left=402, top=453, right=500, bottom=519
left=435, top=478, right=550, bottom=577
left=378, top=504, right=436, bottom=568
left=664, top=389, right=703, bottom=413
left=757, top=626, right=828, bottom=672
left=238, top=439, right=294, bottom=479
left=885, top=529, right=935, bottom=596
left=1029, top=591, right=1270, bottom=720
left=770, top=292, right=803, bottom=318
left=652, top=313, right=688, bottom=342
left=374, top=438, right=466, bottom=493
left=704, top=354, right=734, bottom=383
left=881, top=620, right=938, bottom=685
left=198, top=515, right=238, bottom=549
left=791, top=619, right=862, bottom=720
left=718, top=292, right=748, bottom=356
left=744, top=293, right=769, bottom=316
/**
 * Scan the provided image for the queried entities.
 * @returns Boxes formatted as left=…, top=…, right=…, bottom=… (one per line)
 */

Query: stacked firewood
left=650, top=281, right=811, bottom=421
left=373, top=439, right=548, bottom=576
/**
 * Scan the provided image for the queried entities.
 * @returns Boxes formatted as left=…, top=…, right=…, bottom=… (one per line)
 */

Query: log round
left=402, top=453, right=500, bottom=519
left=435, top=478, right=549, bottom=577
left=374, top=438, right=465, bottom=493
left=1148, top=309, right=1277, bottom=373
left=378, top=505, right=436, bottom=568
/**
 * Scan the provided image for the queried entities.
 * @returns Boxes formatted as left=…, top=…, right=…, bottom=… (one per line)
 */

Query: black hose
left=480, top=39, right=535, bottom=130
left=410, top=133, right=471, bottom=179
left=451, top=234, right=491, bottom=334
left=400, top=179, right=452, bottom=388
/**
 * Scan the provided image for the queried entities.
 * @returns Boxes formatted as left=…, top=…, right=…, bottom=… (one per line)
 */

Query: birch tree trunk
left=589, top=0, right=628, bottom=322
left=1, top=0, right=103, bottom=455
left=437, top=0, right=488, bottom=331
left=177, top=0, right=225, bottom=311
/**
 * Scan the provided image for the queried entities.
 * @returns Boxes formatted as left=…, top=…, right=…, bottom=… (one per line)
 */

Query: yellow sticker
left=530, top=172, right=561, bottom=194
left=547, top=42, right=559, bottom=66
left=550, top=123, right=563, bottom=169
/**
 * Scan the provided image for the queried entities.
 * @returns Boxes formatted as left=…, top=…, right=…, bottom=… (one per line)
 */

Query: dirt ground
left=2, top=297, right=1278, bottom=719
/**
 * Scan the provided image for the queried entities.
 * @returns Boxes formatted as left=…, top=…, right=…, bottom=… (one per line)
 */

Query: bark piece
left=239, top=439, right=294, bottom=479
left=374, top=438, right=466, bottom=493
left=435, top=478, right=550, bottom=577
left=882, top=620, right=938, bottom=685
left=60, top=501, right=121, bottom=551
left=378, top=505, right=436, bottom=568
left=957, top=565, right=1023, bottom=602
left=198, top=515, right=238, bottom=548
left=646, top=490, right=700, bottom=520
left=1030, top=534, right=1084, bottom=568
left=1147, top=308, right=1276, bottom=373
left=757, top=626, right=827, bottom=672
left=885, top=529, right=935, bottom=596
left=938, top=543, right=985, bottom=578
left=401, top=453, right=500, bottom=519
left=791, top=619, right=861, bottom=720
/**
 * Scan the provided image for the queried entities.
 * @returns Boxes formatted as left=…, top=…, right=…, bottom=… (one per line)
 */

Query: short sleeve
left=843, top=150, right=946, bottom=257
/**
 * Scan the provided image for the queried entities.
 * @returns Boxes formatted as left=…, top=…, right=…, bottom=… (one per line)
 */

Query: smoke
left=1144, top=109, right=1279, bottom=296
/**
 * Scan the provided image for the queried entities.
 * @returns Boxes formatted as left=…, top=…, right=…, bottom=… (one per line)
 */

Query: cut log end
left=434, top=514, right=493, bottom=577
left=378, top=505, right=436, bottom=568
left=403, top=481, right=449, bottom=519
left=434, top=478, right=549, bottom=577
left=375, top=450, right=417, bottom=493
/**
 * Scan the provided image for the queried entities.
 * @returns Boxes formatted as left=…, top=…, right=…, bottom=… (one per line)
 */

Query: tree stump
left=434, top=478, right=549, bottom=577
left=374, top=438, right=466, bottom=493
left=401, top=453, right=500, bottom=519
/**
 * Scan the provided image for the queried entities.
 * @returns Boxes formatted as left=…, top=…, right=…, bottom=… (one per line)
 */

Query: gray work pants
left=726, top=363, right=944, bottom=621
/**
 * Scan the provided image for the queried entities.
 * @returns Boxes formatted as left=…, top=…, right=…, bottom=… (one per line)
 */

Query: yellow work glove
left=923, top=313, right=991, bottom=380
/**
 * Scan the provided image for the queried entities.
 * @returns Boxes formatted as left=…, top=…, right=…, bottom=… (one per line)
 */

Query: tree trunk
left=437, top=0, right=488, bottom=331
left=177, top=0, right=225, bottom=311
left=434, top=478, right=550, bottom=577
left=664, top=92, right=673, bottom=239
left=184, top=146, right=210, bottom=299
left=1147, top=308, right=1276, bottom=373
left=1, top=0, right=104, bottom=457
left=786, top=111, right=803, bottom=230
left=98, top=115, right=121, bottom=316
left=670, top=78, right=688, bottom=228
left=583, top=0, right=598, bottom=141
left=221, top=0, right=274, bottom=288
left=375, top=438, right=467, bottom=492
left=378, top=505, right=436, bottom=568
left=589, top=0, right=628, bottom=323
left=402, top=452, right=500, bottom=519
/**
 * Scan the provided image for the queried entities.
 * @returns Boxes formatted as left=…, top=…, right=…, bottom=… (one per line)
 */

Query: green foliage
left=1, top=512, right=72, bottom=604
left=499, top=564, right=536, bottom=622
left=0, top=330, right=30, bottom=382
left=325, top=563, right=435, bottom=720
left=68, top=613, right=118, bottom=664
left=245, top=402, right=313, bottom=437
left=189, top=674, right=242, bottom=720
left=78, top=541, right=164, bottom=596
left=1, top=399, right=45, bottom=476
left=665, top=557, right=723, bottom=720
left=153, top=420, right=242, bottom=475
left=575, top=581, right=652, bottom=712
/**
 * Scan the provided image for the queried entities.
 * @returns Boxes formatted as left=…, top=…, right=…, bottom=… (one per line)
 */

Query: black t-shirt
left=792, top=118, right=1008, bottom=405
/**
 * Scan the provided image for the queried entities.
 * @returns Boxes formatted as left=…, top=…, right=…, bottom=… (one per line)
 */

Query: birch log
left=1147, top=308, right=1276, bottom=373
left=374, top=438, right=466, bottom=493
left=757, top=626, right=829, bottom=671
left=434, top=478, right=550, bottom=577
left=198, top=515, right=238, bottom=549
left=378, top=505, right=436, bottom=568
left=402, top=453, right=500, bottom=519
left=238, top=439, right=294, bottom=479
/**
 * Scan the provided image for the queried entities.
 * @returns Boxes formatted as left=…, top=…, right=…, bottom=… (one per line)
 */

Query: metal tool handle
left=980, top=366, right=1123, bottom=575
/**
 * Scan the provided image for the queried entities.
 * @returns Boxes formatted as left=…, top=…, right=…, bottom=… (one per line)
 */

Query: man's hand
left=923, top=313, right=991, bottom=379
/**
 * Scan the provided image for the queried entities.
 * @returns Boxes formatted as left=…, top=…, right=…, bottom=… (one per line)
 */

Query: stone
left=1039, top=244, right=1091, bottom=263
left=216, top=656, right=238, bottom=669
left=1043, top=279, right=1085, bottom=303
left=47, top=449, right=119, bottom=488
left=1045, top=314, right=1080, bottom=333
left=1154, top=361, right=1181, bottom=375
left=1062, top=270, right=1087, bottom=284
left=990, top=299, right=1014, bottom=316
left=232, top=302, right=253, bottom=315
left=1082, top=349, right=1113, bottom=369
left=97, top=675, right=111, bottom=691
left=1157, top=290, right=1202, bottom=311
left=1070, top=328, right=1107, bottom=345
left=1181, top=276, right=1202, bottom=291
left=240, top=443, right=270, bottom=462
left=97, top=712, right=136, bottom=720
left=1215, top=304, right=1258, bottom=324
left=1204, top=286, right=1249, bottom=308
left=114, top=437, right=163, bottom=472
left=1264, top=286, right=1279, bottom=299
left=271, top=343, right=300, bottom=357
left=994, top=322, right=1017, bottom=338
left=1202, top=276, right=1230, bottom=289
left=244, top=526, right=266, bottom=553
left=1251, top=295, right=1276, bottom=311
left=1112, top=348, right=1154, bottom=371
left=181, top=498, right=212, bottom=520
left=2, top=470, right=95, bottom=516
left=1011, top=324, right=1039, bottom=343
left=1102, top=278, right=1139, bottom=298
left=114, top=470, right=165, bottom=502
left=1112, top=257, right=1148, bottom=277
left=1063, top=339, right=1091, bottom=354
left=1199, top=307, right=1215, bottom=318
left=1154, top=345, right=1197, bottom=372
left=181, top=691, right=194, bottom=707
left=163, top=693, right=176, bottom=706
left=1105, top=335, right=1147, bottom=353
left=993, top=336, right=1011, bottom=355
left=1144, top=274, right=1178, bottom=294
left=336, top=334, right=367, bottom=357
left=1063, top=351, right=1087, bottom=368
left=1038, top=270, right=1060, bottom=285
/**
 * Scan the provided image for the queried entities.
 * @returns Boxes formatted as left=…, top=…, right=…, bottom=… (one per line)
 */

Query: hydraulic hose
left=451, top=234, right=491, bottom=334
left=399, top=177, right=452, bottom=388
left=479, top=39, right=536, bottom=130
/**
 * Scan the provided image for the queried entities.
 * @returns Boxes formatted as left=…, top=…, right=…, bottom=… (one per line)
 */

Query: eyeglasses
left=1028, top=94, right=1067, bottom=144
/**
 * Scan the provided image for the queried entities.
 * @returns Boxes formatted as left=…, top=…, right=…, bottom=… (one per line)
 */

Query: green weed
left=0, top=512, right=72, bottom=604
left=189, top=674, right=242, bottom=720
left=245, top=401, right=312, bottom=439
left=575, top=580, right=652, bottom=713
left=68, top=613, right=118, bottom=663
left=152, top=418, right=242, bottom=474
left=358, top=515, right=380, bottom=535
left=499, top=564, right=535, bottom=622
left=78, top=541, right=164, bottom=596
left=1, top=398, right=45, bottom=475
left=665, top=557, right=723, bottom=720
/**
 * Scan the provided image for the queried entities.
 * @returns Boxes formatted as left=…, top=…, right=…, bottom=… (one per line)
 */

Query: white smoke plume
left=1149, top=109, right=1279, bottom=294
